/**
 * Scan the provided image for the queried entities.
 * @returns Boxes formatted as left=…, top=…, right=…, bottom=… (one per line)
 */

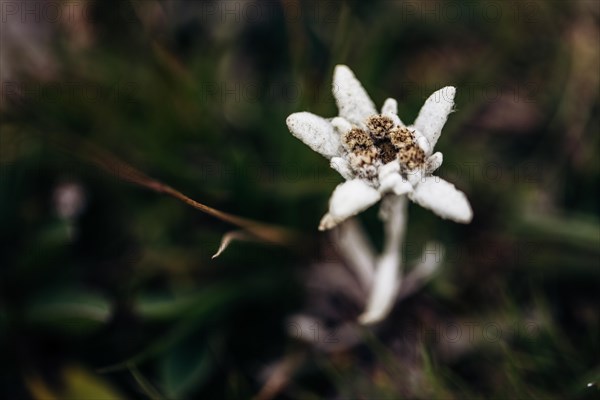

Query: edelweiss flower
left=286, top=65, right=472, bottom=229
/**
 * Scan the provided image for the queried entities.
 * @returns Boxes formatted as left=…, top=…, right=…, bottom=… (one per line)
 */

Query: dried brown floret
left=389, top=126, right=414, bottom=148
left=366, top=115, right=395, bottom=139
left=343, top=118, right=426, bottom=180
left=397, top=143, right=426, bottom=170
left=342, top=128, right=373, bottom=150
left=378, top=139, right=397, bottom=164
left=349, top=146, right=378, bottom=168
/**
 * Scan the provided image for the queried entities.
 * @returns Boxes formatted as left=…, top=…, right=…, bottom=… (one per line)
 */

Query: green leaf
left=517, top=212, right=600, bottom=251
left=160, top=334, right=221, bottom=398
left=25, top=289, right=111, bottom=335
left=134, top=285, right=238, bottom=322
left=99, top=286, right=238, bottom=372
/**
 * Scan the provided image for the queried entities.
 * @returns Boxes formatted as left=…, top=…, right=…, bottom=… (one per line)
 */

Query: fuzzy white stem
left=331, top=219, right=377, bottom=289
left=358, top=195, right=407, bottom=325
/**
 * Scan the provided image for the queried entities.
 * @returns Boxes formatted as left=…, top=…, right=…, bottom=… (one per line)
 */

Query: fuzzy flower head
left=286, top=65, right=472, bottom=230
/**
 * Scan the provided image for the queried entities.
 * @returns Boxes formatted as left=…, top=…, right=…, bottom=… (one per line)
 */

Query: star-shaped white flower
left=286, top=65, right=472, bottom=229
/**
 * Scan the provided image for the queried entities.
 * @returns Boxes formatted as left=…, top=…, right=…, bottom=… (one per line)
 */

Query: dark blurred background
left=1, top=0, right=598, bottom=399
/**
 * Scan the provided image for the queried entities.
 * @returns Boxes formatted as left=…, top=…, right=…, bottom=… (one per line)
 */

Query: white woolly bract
left=319, top=179, right=381, bottom=230
left=409, top=176, right=473, bottom=223
left=413, top=86, right=455, bottom=154
left=381, top=98, right=398, bottom=116
left=286, top=112, right=341, bottom=159
left=332, top=65, right=377, bottom=128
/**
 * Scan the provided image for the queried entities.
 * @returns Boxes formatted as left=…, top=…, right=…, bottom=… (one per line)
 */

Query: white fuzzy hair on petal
left=330, top=157, right=354, bottom=180
left=381, top=98, right=398, bottom=115
left=331, top=116, right=353, bottom=134
left=413, top=86, right=456, bottom=153
left=286, top=112, right=342, bottom=159
left=381, top=98, right=404, bottom=127
left=426, top=152, right=443, bottom=174
left=319, top=179, right=381, bottom=230
left=332, top=65, right=377, bottom=127
left=409, top=176, right=472, bottom=223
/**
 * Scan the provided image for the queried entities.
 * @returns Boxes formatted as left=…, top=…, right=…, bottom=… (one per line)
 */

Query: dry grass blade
left=212, top=230, right=258, bottom=259
left=47, top=132, right=298, bottom=247
left=255, top=353, right=305, bottom=400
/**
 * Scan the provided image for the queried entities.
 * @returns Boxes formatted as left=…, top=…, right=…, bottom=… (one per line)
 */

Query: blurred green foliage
left=1, top=0, right=598, bottom=399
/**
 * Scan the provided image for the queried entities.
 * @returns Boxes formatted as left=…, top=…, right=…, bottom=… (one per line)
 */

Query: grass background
left=0, top=0, right=598, bottom=398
